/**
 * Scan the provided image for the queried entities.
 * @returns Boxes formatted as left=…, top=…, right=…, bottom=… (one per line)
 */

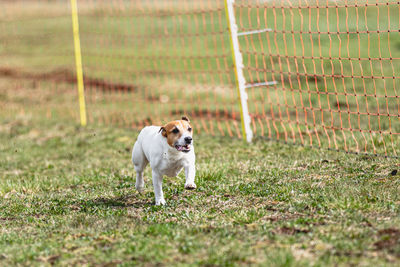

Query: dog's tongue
left=176, top=145, right=184, bottom=151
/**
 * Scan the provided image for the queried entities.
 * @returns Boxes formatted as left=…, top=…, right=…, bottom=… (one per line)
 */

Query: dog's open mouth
left=175, top=144, right=191, bottom=152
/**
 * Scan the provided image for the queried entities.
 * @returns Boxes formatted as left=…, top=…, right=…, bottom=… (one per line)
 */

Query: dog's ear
left=159, top=126, right=167, bottom=137
left=182, top=116, right=190, bottom=122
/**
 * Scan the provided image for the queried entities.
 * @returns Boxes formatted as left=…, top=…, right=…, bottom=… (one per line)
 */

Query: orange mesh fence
left=1, top=0, right=399, bottom=157
left=236, top=0, right=399, bottom=156
left=76, top=0, right=241, bottom=137
left=1, top=0, right=79, bottom=122
left=1, top=0, right=242, bottom=138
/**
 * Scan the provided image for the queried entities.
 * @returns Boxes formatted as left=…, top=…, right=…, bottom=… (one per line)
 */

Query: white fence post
left=224, top=0, right=253, bottom=142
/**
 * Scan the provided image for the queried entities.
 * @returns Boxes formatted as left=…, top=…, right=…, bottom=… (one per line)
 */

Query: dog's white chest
left=159, top=152, right=185, bottom=177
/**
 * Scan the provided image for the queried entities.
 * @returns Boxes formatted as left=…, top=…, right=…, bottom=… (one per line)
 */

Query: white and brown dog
left=132, top=116, right=196, bottom=205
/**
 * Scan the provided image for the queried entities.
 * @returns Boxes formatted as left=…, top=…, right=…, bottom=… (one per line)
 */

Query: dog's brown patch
left=160, top=118, right=193, bottom=147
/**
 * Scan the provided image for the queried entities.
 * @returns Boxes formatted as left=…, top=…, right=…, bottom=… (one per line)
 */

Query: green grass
left=1, top=115, right=400, bottom=266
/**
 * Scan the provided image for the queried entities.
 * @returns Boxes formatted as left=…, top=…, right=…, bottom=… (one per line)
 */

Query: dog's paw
left=184, top=183, right=197, bottom=190
left=135, top=184, right=144, bottom=193
left=155, top=199, right=166, bottom=205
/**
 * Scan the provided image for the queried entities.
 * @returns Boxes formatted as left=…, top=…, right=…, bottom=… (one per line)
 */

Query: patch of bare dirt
left=171, top=108, right=299, bottom=121
left=0, top=67, right=136, bottom=92
left=278, top=226, right=310, bottom=235
left=171, top=108, right=240, bottom=120
left=374, top=228, right=400, bottom=253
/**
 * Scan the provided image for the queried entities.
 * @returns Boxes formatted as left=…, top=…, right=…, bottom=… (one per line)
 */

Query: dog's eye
left=172, top=128, right=179, bottom=134
left=188, top=127, right=192, bottom=132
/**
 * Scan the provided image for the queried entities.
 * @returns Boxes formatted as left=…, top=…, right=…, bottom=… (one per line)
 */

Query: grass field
left=1, top=112, right=400, bottom=266
left=1, top=1, right=400, bottom=265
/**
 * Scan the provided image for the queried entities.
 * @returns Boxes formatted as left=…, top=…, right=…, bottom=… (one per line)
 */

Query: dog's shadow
left=78, top=194, right=154, bottom=209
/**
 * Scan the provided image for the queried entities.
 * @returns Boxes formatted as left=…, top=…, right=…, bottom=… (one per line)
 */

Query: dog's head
left=159, top=116, right=193, bottom=153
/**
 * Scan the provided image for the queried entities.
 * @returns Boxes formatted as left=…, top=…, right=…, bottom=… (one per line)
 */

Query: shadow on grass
left=77, top=194, right=154, bottom=211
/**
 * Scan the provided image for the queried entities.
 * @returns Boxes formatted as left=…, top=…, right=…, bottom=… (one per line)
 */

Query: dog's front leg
left=152, top=171, right=165, bottom=205
left=184, top=163, right=196, bottom=190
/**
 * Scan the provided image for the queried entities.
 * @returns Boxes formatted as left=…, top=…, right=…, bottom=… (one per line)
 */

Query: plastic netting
left=1, top=0, right=399, bottom=156
left=1, top=0, right=78, bottom=122
left=77, top=0, right=242, bottom=137
left=236, top=0, right=399, bottom=156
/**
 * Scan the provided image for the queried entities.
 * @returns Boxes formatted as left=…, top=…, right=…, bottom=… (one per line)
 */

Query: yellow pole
left=71, top=0, right=87, bottom=126
left=224, top=0, right=248, bottom=141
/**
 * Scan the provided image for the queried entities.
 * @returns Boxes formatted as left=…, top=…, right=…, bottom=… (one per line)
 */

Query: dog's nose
left=184, top=137, right=192, bottom=144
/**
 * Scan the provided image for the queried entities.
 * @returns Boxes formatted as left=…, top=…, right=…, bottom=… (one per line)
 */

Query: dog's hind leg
left=132, top=142, right=148, bottom=192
